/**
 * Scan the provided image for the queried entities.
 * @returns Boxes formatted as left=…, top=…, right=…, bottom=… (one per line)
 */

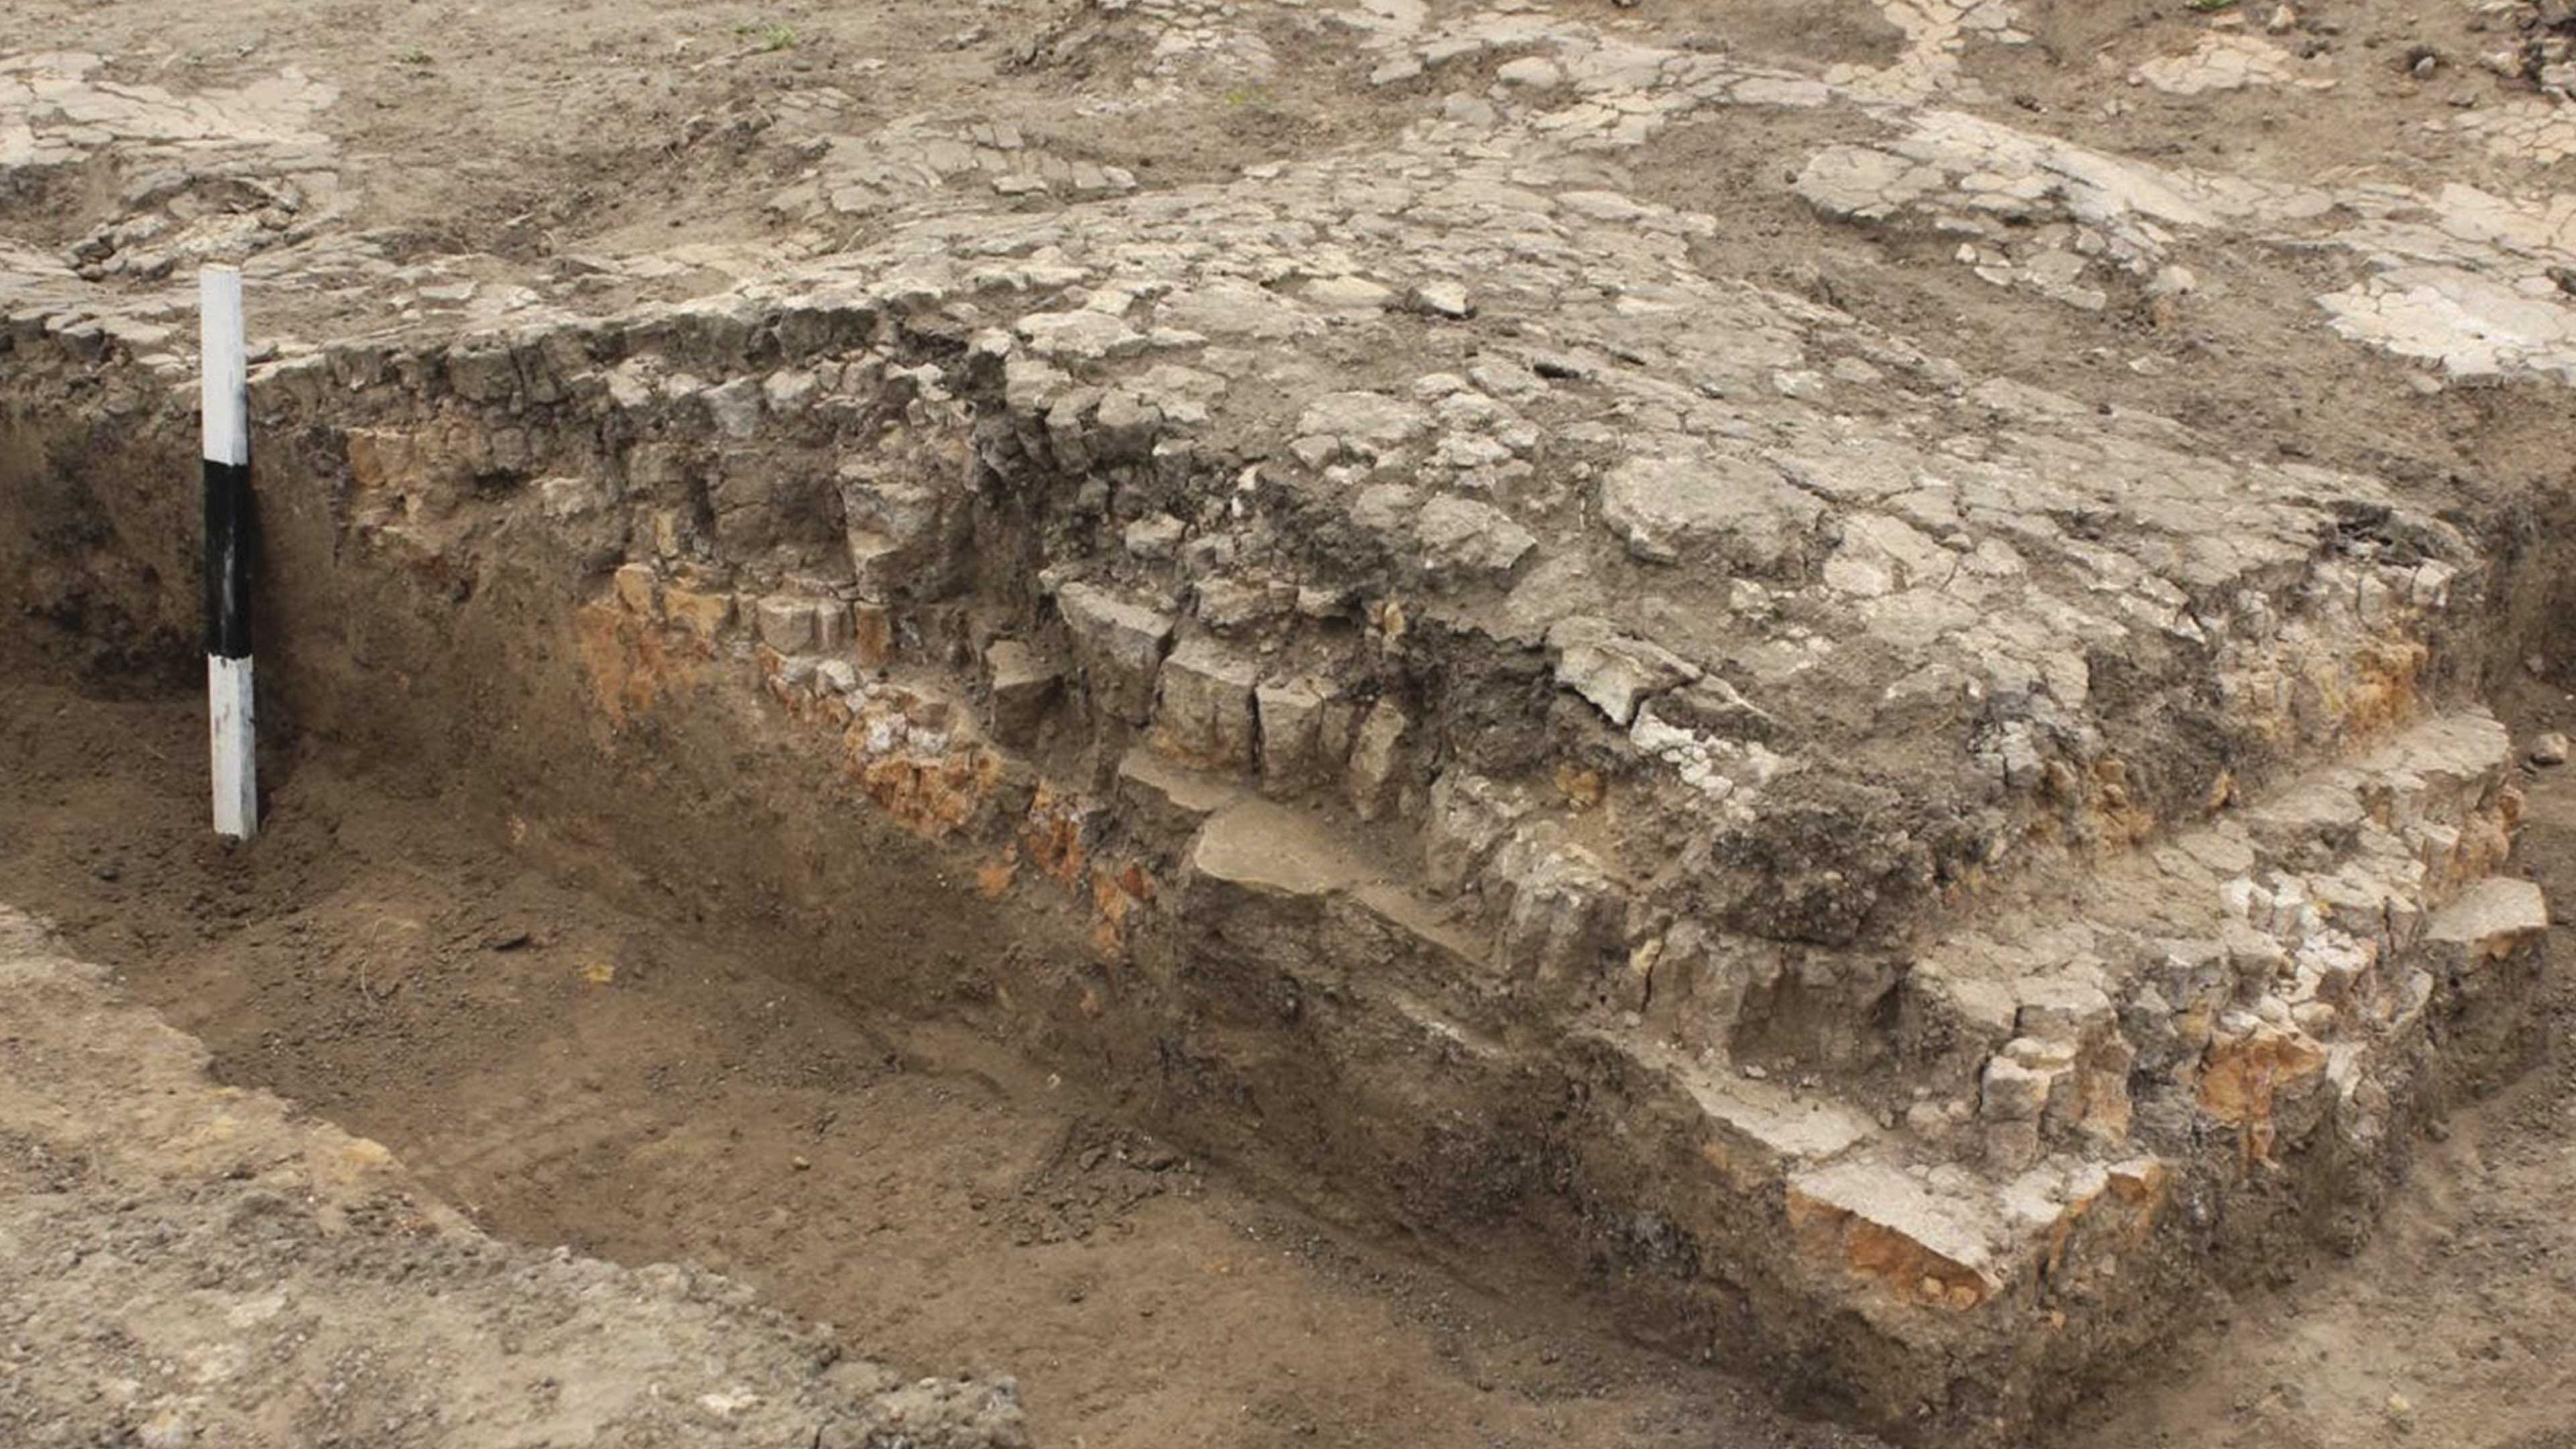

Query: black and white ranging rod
left=201, top=265, right=256, bottom=840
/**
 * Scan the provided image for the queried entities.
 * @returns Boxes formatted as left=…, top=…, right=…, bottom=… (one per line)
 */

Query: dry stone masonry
left=3, top=0, right=2566, bottom=1441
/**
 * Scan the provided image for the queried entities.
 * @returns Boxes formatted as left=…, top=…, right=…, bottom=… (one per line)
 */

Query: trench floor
left=0, top=676, right=1866, bottom=1449
left=5, top=672, right=2574, bottom=1448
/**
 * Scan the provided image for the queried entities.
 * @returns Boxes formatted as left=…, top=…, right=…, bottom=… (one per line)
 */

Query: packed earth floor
left=7, top=0, right=2576, bottom=1445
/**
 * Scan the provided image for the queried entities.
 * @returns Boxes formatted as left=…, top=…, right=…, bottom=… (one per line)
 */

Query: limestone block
left=756, top=595, right=819, bottom=653
left=983, top=639, right=1061, bottom=747
left=1057, top=583, right=1175, bottom=724
left=852, top=602, right=896, bottom=669
left=1492, top=826, right=1622, bottom=987
left=814, top=598, right=855, bottom=649
left=1980, top=1055, right=2053, bottom=1123
left=661, top=584, right=734, bottom=636
left=1416, top=494, right=1536, bottom=587
left=2424, top=877, right=2549, bottom=972
left=1293, top=390, right=1428, bottom=460
left=1345, top=698, right=1411, bottom=822
left=1422, top=771, right=1532, bottom=896
left=1985, top=1121, right=2043, bottom=1173
left=1501, top=855, right=1617, bottom=987
left=839, top=458, right=955, bottom=601
left=2013, top=976, right=2115, bottom=1045
left=1091, top=388, right=1161, bottom=462
left=1153, top=637, right=1259, bottom=769
left=1255, top=676, right=1328, bottom=794
left=1598, top=449, right=1824, bottom=571
left=611, top=563, right=658, bottom=614
left=1548, top=616, right=1702, bottom=727
left=1637, top=920, right=1756, bottom=1046
left=1124, top=513, right=1185, bottom=561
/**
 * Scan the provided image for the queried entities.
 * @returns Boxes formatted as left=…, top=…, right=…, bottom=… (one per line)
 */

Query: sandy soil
left=0, top=677, right=1876, bottom=1449
left=0, top=904, right=1032, bottom=1449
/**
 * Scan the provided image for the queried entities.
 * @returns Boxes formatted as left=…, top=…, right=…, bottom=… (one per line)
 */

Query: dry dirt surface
left=0, top=680, right=1872, bottom=1449
left=0, top=901, right=1032, bottom=1449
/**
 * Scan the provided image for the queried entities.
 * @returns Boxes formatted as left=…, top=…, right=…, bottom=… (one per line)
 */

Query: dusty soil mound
left=0, top=904, right=1029, bottom=1449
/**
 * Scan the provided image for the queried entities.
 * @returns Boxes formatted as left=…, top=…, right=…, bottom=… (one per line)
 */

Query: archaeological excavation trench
left=3, top=254, right=2566, bottom=1445
left=19, top=0, right=2576, bottom=1440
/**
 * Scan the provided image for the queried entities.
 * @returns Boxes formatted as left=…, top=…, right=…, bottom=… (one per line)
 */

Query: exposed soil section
left=1, top=910, right=1032, bottom=1449
left=0, top=674, right=1874, bottom=1449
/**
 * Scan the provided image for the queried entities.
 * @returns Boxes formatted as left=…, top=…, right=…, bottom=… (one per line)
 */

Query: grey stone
left=1346, top=698, right=1411, bottom=822
left=1154, top=636, right=1260, bottom=769
left=1547, top=616, right=1702, bottom=727
left=1411, top=280, right=1474, bottom=318
left=1416, top=494, right=1536, bottom=586
left=1979, top=1055, right=2055, bottom=1122
left=1423, top=771, right=1530, bottom=895
left=1599, top=449, right=1823, bottom=570
left=1493, top=828, right=1622, bottom=987
left=984, top=639, right=1061, bottom=746
left=1256, top=676, right=1328, bottom=794
left=1124, top=513, right=1186, bottom=561
left=1057, top=583, right=1175, bottom=725
left=1294, top=391, right=1428, bottom=457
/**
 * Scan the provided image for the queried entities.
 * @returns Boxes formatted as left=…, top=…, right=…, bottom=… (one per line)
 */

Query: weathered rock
left=1423, top=771, right=1532, bottom=896
left=757, top=595, right=819, bottom=653
left=841, top=458, right=957, bottom=602
left=1346, top=698, right=1411, bottom=822
left=1124, top=513, right=1186, bottom=561
left=1547, top=616, right=1702, bottom=727
left=1051, top=583, right=1173, bottom=725
left=1491, top=827, right=1622, bottom=987
left=2424, top=877, right=2550, bottom=971
left=1153, top=636, right=1259, bottom=769
left=1597, top=449, right=1825, bottom=570
left=1416, top=494, right=1536, bottom=587
left=1411, top=280, right=1475, bottom=318
left=1295, top=391, right=1428, bottom=460
left=983, top=639, right=1060, bottom=746
left=661, top=584, right=735, bottom=636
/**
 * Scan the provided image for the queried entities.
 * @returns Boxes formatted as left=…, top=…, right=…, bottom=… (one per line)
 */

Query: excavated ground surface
left=8, top=0, right=2576, bottom=1442
left=0, top=677, right=1869, bottom=1449
left=0, top=897, right=1034, bottom=1449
